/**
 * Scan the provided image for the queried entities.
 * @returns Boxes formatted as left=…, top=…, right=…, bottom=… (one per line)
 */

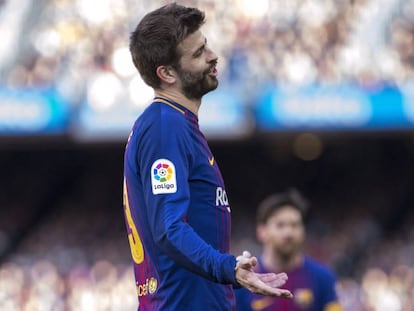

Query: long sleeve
left=136, top=111, right=237, bottom=285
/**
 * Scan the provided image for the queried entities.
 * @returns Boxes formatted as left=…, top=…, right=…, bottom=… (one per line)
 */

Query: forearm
left=154, top=220, right=238, bottom=285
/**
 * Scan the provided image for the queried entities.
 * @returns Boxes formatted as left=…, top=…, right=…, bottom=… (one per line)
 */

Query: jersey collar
left=153, top=96, right=198, bottom=121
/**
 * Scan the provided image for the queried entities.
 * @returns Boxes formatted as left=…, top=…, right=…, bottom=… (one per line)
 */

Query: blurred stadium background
left=1, top=0, right=414, bottom=310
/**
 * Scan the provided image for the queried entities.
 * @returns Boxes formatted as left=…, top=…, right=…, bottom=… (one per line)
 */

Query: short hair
left=129, top=3, right=205, bottom=88
left=256, top=189, right=309, bottom=224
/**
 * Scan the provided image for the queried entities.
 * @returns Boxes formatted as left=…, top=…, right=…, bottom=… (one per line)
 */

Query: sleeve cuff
left=220, top=255, right=241, bottom=287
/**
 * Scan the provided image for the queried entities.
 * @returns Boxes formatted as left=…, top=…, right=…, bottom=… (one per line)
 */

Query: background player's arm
left=321, top=268, right=343, bottom=311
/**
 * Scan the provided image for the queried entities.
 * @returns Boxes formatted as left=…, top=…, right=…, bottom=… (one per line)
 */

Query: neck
left=155, top=89, right=201, bottom=116
left=261, top=246, right=303, bottom=272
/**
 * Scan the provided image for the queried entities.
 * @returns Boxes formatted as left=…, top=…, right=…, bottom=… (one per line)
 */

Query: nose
left=206, top=45, right=218, bottom=63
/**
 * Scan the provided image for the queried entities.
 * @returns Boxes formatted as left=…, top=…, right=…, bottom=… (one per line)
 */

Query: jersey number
left=123, top=179, right=144, bottom=264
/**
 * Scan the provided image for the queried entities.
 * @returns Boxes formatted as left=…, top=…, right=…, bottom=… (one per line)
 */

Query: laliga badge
left=151, top=159, right=177, bottom=195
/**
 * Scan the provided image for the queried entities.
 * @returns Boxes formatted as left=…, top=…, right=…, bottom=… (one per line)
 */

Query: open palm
left=235, top=251, right=293, bottom=298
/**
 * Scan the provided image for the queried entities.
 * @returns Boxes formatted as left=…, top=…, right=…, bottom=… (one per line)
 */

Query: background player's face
left=259, top=206, right=305, bottom=259
left=174, top=30, right=219, bottom=99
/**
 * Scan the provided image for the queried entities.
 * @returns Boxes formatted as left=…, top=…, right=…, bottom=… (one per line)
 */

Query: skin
left=257, top=205, right=305, bottom=273
left=154, top=29, right=293, bottom=299
left=154, top=29, right=219, bottom=116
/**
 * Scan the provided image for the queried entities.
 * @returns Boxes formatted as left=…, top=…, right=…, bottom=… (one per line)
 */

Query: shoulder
left=139, top=102, right=187, bottom=127
left=304, top=257, right=336, bottom=282
left=134, top=102, right=189, bottom=139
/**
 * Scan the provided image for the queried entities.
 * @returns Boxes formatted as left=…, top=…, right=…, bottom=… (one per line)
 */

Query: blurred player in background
left=235, top=190, right=343, bottom=311
left=123, top=3, right=292, bottom=310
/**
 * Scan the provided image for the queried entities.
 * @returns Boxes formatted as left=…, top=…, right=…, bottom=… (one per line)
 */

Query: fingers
left=236, top=257, right=257, bottom=271
left=258, top=272, right=288, bottom=288
left=244, top=277, right=293, bottom=298
left=273, top=289, right=294, bottom=299
left=250, top=279, right=292, bottom=298
left=235, top=270, right=293, bottom=299
left=242, top=250, right=251, bottom=258
left=234, top=250, right=293, bottom=299
left=235, top=255, right=252, bottom=266
left=235, top=250, right=252, bottom=263
left=235, top=250, right=257, bottom=270
left=258, top=272, right=288, bottom=282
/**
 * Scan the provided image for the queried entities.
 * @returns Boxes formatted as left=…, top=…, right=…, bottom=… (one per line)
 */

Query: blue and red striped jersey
left=123, top=97, right=238, bottom=310
left=235, top=257, right=342, bottom=311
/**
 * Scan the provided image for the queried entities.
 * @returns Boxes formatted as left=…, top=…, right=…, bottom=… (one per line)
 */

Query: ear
left=256, top=224, right=267, bottom=243
left=156, top=65, right=177, bottom=85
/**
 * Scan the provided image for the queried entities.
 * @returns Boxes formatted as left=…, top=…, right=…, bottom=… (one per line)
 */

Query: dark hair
left=129, top=3, right=205, bottom=88
left=256, top=189, right=309, bottom=224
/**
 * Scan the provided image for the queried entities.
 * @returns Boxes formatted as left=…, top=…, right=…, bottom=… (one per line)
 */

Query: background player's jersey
left=123, top=97, right=238, bottom=311
left=235, top=257, right=342, bottom=311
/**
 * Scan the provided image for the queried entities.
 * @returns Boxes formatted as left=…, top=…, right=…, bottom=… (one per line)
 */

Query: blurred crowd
left=0, top=147, right=137, bottom=311
left=2, top=1, right=414, bottom=310
left=1, top=0, right=414, bottom=111
left=0, top=260, right=136, bottom=311
left=1, top=137, right=414, bottom=310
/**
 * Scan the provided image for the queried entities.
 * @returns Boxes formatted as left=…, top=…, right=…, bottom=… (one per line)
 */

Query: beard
left=275, top=241, right=302, bottom=261
left=175, top=64, right=218, bottom=100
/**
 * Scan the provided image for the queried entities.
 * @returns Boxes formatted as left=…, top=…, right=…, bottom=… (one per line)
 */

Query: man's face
left=174, top=30, right=218, bottom=100
left=258, top=206, right=305, bottom=259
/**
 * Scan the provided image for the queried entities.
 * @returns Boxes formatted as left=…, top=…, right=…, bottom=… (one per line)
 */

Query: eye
left=193, top=47, right=204, bottom=58
left=193, top=41, right=207, bottom=58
